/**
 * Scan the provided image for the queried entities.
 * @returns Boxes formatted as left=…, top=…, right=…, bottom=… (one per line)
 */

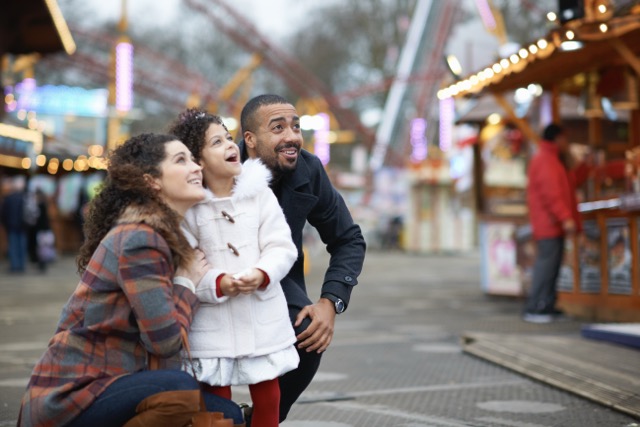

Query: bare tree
left=287, top=0, right=416, bottom=110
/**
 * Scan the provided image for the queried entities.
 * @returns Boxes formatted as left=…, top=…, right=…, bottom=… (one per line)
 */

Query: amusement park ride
left=5, top=0, right=460, bottom=173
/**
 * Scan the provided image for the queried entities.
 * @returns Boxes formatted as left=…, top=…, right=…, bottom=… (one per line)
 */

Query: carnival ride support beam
left=370, top=0, right=434, bottom=171
left=608, top=37, right=640, bottom=77
left=492, top=93, right=539, bottom=143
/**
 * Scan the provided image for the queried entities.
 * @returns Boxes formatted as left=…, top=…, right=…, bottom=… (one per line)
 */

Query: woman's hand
left=176, top=249, right=210, bottom=287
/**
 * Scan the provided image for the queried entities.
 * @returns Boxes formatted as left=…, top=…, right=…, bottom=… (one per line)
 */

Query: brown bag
left=122, top=330, right=242, bottom=427
left=122, top=389, right=235, bottom=427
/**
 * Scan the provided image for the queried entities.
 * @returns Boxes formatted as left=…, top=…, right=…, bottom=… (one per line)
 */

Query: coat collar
left=200, top=158, right=272, bottom=202
left=117, top=203, right=193, bottom=270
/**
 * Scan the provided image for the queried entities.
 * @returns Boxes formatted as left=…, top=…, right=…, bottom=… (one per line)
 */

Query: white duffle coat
left=182, top=159, right=298, bottom=372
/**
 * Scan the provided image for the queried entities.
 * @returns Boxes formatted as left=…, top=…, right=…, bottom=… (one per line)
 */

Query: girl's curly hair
left=167, top=108, right=227, bottom=164
left=76, top=133, right=190, bottom=273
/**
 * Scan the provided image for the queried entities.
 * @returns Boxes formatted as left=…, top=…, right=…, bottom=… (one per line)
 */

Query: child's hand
left=232, top=268, right=265, bottom=295
left=219, top=274, right=241, bottom=297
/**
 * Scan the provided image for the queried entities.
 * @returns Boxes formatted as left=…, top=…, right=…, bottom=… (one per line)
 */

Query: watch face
left=335, top=299, right=345, bottom=313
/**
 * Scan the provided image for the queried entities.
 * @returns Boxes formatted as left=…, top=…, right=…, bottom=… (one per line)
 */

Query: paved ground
left=1, top=248, right=639, bottom=427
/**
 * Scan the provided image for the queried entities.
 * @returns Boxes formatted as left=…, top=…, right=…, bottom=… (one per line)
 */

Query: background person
left=524, top=123, right=579, bottom=323
left=169, top=109, right=299, bottom=427
left=1, top=176, right=28, bottom=273
left=17, top=133, right=243, bottom=427
left=238, top=94, right=367, bottom=421
left=32, top=188, right=54, bottom=272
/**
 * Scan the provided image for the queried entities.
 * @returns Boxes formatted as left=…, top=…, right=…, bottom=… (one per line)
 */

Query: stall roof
left=440, top=11, right=640, bottom=99
left=1, top=0, right=76, bottom=55
left=456, top=93, right=630, bottom=123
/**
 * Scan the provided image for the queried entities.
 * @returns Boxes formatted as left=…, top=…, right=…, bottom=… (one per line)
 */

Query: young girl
left=169, top=110, right=299, bottom=426
left=18, top=133, right=244, bottom=426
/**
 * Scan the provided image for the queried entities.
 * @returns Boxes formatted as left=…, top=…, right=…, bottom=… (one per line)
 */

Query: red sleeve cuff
left=257, top=268, right=270, bottom=289
left=216, top=274, right=224, bottom=298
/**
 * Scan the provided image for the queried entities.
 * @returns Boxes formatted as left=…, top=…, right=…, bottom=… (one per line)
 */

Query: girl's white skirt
left=186, top=346, right=299, bottom=386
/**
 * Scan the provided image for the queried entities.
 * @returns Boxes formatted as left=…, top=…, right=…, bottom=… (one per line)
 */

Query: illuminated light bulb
left=487, top=113, right=501, bottom=125
left=62, top=159, right=73, bottom=171
left=500, top=58, right=510, bottom=69
left=74, top=159, right=88, bottom=172
left=36, top=154, right=46, bottom=167
left=566, top=30, right=575, bottom=40
left=537, top=39, right=548, bottom=49
left=600, top=23, right=608, bottom=32
left=529, top=44, right=539, bottom=54
left=598, top=4, right=607, bottom=13
left=492, top=63, right=502, bottom=73
left=21, top=158, right=31, bottom=169
left=547, top=12, right=557, bottom=22
left=510, top=54, right=519, bottom=64
left=519, top=49, right=529, bottom=59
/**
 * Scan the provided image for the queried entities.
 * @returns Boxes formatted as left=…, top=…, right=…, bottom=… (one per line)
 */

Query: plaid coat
left=18, top=205, right=200, bottom=427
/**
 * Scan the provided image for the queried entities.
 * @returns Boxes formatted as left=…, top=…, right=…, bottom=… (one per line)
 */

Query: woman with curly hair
left=17, top=133, right=244, bottom=426
left=168, top=109, right=298, bottom=427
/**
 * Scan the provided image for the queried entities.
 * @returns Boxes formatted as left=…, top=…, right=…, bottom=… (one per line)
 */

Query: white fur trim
left=232, top=158, right=272, bottom=201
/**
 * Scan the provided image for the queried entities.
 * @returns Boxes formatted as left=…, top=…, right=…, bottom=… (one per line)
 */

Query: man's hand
left=563, top=219, right=576, bottom=235
left=294, top=298, right=336, bottom=354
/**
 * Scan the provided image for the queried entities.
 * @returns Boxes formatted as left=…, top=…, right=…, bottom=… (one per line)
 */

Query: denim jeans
left=7, top=231, right=27, bottom=272
left=65, top=370, right=243, bottom=426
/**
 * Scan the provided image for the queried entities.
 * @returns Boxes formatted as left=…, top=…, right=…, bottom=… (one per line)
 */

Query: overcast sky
left=63, top=0, right=320, bottom=39
left=58, top=0, right=499, bottom=82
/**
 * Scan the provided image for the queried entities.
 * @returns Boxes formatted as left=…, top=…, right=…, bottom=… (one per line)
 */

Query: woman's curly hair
left=76, top=133, right=190, bottom=273
left=167, top=108, right=227, bottom=164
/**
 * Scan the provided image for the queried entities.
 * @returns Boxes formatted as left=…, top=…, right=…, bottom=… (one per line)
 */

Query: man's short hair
left=240, top=94, right=290, bottom=134
left=543, top=123, right=564, bottom=142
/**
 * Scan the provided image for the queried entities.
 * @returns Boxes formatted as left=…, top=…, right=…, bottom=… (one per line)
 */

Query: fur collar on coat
left=202, top=158, right=272, bottom=202
left=116, top=203, right=193, bottom=270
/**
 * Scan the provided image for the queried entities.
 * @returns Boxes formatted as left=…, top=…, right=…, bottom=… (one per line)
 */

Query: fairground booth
left=439, top=1, right=640, bottom=321
left=1, top=0, right=82, bottom=256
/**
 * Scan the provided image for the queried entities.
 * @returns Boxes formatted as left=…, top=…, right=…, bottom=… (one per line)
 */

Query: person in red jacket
left=524, top=123, right=579, bottom=323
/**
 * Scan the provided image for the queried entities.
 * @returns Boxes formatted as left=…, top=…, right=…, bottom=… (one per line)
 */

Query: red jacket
left=526, top=141, right=582, bottom=240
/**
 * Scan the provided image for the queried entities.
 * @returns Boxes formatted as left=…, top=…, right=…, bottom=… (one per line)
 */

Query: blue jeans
left=7, top=231, right=27, bottom=272
left=65, top=370, right=243, bottom=426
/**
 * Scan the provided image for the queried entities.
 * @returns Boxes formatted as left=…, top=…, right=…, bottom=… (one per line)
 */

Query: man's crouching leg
left=278, top=313, right=323, bottom=422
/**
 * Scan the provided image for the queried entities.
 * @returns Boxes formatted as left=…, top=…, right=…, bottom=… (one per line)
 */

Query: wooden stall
left=441, top=3, right=640, bottom=320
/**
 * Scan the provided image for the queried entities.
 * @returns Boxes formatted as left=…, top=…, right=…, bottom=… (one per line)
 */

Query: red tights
left=202, top=378, right=280, bottom=427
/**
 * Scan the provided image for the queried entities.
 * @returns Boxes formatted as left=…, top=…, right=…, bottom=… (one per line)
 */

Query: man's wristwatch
left=323, top=294, right=346, bottom=314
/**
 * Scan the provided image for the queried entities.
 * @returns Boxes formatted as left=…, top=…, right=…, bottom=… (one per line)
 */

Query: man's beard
left=271, top=163, right=295, bottom=184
